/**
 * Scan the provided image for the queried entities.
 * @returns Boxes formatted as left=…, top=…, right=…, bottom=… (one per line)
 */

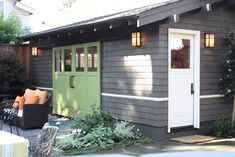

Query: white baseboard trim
left=35, top=86, right=53, bottom=91
left=101, top=93, right=224, bottom=102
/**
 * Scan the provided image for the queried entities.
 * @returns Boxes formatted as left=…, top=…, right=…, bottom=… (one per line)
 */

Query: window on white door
left=171, top=38, right=190, bottom=69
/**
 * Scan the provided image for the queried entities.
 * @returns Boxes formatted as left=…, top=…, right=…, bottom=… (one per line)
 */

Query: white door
left=168, top=29, right=200, bottom=132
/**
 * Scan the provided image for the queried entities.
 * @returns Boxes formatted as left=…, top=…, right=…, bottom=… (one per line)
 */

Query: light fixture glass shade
left=32, top=47, right=38, bottom=56
left=205, top=33, right=215, bottom=48
left=132, top=32, right=141, bottom=47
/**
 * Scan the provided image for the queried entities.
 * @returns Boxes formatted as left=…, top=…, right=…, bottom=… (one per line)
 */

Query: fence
left=0, top=44, right=30, bottom=78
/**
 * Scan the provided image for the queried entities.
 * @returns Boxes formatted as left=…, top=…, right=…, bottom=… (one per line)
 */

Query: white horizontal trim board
left=102, top=93, right=224, bottom=102
left=101, top=93, right=168, bottom=102
left=199, top=94, right=223, bottom=99
left=35, top=86, right=53, bottom=91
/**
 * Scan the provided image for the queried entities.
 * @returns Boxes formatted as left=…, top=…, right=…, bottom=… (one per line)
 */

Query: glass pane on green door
left=54, top=50, right=62, bottom=72
left=76, top=48, right=85, bottom=72
left=64, top=49, right=72, bottom=72
left=88, top=46, right=97, bottom=71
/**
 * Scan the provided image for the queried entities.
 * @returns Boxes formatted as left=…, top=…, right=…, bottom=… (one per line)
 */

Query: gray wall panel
left=102, top=24, right=169, bottom=126
left=30, top=49, right=52, bottom=88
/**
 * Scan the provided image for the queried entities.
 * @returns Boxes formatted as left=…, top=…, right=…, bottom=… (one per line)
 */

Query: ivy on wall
left=219, top=33, right=235, bottom=98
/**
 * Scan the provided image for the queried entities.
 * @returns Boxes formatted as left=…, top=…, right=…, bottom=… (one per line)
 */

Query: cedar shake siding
left=30, top=49, right=52, bottom=88
left=102, top=24, right=169, bottom=127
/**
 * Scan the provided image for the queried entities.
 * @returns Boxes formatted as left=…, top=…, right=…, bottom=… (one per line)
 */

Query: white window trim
left=168, top=28, right=200, bottom=133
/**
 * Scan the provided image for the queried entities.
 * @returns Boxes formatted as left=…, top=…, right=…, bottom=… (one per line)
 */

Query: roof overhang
left=21, top=16, right=138, bottom=40
left=137, top=0, right=226, bottom=27
left=15, top=1, right=35, bottom=15
left=21, top=0, right=233, bottom=41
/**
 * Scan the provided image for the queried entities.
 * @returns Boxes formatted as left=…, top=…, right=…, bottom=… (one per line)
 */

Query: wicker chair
left=28, top=125, right=59, bottom=157
left=0, top=100, right=19, bottom=135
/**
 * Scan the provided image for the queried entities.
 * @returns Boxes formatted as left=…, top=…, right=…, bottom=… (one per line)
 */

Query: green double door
left=52, top=42, right=100, bottom=117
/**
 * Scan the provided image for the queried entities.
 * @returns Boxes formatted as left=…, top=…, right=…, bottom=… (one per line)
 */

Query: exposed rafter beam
left=93, top=24, right=108, bottom=32
left=200, top=3, right=212, bottom=12
left=79, top=27, right=92, bottom=34
left=137, top=19, right=140, bottom=28
left=128, top=19, right=137, bottom=26
left=167, top=14, right=179, bottom=23
left=109, top=22, right=125, bottom=29
left=138, top=0, right=224, bottom=27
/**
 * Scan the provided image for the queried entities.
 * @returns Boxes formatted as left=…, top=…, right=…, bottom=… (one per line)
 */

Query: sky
left=21, top=0, right=169, bottom=32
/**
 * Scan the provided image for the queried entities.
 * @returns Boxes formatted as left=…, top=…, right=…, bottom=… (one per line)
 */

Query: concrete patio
left=1, top=115, right=235, bottom=157
left=77, top=138, right=235, bottom=156
left=1, top=115, right=72, bottom=138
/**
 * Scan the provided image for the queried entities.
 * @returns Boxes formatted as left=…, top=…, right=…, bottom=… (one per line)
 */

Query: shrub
left=56, top=135, right=82, bottom=150
left=56, top=109, right=151, bottom=155
left=80, top=125, right=114, bottom=149
left=71, top=105, right=112, bottom=133
left=113, top=121, right=134, bottom=140
left=0, top=52, right=26, bottom=97
left=214, top=119, right=232, bottom=138
left=56, top=126, right=114, bottom=151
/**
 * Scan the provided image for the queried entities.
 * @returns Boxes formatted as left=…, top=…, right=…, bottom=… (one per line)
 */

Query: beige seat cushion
left=34, top=89, right=48, bottom=104
left=24, top=88, right=36, bottom=100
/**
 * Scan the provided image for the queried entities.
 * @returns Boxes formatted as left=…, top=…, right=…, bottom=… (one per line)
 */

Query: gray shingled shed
left=22, top=0, right=235, bottom=139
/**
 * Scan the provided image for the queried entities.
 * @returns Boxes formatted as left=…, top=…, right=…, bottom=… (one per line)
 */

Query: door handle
left=191, top=83, right=194, bottom=94
left=69, top=76, right=75, bottom=88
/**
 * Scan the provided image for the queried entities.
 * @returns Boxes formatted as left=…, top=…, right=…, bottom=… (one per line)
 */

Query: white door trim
left=168, top=28, right=200, bottom=133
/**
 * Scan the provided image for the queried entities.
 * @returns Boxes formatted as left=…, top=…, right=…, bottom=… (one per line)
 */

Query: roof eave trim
left=138, top=0, right=225, bottom=27
left=21, top=16, right=138, bottom=40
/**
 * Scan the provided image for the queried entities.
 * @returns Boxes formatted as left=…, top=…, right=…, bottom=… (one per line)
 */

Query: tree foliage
left=219, top=33, right=235, bottom=98
left=58, top=0, right=76, bottom=12
left=0, top=12, right=22, bottom=44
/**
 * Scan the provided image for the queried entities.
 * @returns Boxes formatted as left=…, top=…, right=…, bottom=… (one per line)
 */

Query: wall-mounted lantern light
left=132, top=31, right=141, bottom=47
left=205, top=33, right=215, bottom=48
left=32, top=47, right=38, bottom=57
